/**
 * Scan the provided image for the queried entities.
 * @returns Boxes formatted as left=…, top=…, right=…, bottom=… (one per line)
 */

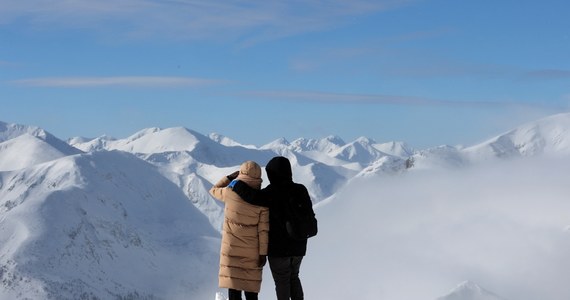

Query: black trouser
left=228, top=289, right=258, bottom=300
left=268, top=256, right=304, bottom=300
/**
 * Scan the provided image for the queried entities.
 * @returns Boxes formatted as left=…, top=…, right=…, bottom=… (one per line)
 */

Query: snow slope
left=0, top=150, right=220, bottom=299
left=464, top=112, right=570, bottom=160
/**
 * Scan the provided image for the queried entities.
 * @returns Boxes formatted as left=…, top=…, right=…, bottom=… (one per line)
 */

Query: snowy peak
left=437, top=281, right=507, bottom=300
left=0, top=120, right=44, bottom=142
left=71, top=126, right=212, bottom=154
left=408, top=113, right=570, bottom=168
left=355, top=155, right=407, bottom=177
left=68, top=135, right=116, bottom=152
left=355, top=136, right=375, bottom=144
left=113, top=126, right=204, bottom=153
left=330, top=136, right=388, bottom=165
left=509, top=113, right=570, bottom=155
left=323, top=134, right=346, bottom=145
left=0, top=121, right=82, bottom=171
left=0, top=120, right=81, bottom=156
left=373, top=141, right=413, bottom=157
left=70, top=127, right=264, bottom=166
left=359, top=112, right=570, bottom=169
left=261, top=137, right=290, bottom=150
left=464, top=112, right=570, bottom=160
left=208, top=132, right=256, bottom=149
left=290, top=135, right=345, bottom=153
left=0, top=134, right=74, bottom=171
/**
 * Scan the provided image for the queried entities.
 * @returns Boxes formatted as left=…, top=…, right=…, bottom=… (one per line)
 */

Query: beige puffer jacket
left=209, top=161, right=270, bottom=293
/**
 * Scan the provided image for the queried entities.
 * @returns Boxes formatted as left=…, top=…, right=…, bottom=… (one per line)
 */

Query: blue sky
left=1, top=0, right=569, bottom=148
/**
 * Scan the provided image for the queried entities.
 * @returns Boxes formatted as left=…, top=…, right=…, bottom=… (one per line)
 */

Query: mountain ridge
left=7, top=113, right=570, bottom=231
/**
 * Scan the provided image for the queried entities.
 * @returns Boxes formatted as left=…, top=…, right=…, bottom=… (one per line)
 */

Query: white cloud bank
left=290, top=156, right=570, bottom=300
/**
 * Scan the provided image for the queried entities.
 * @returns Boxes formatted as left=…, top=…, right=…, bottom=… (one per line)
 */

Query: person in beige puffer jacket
left=209, top=160, right=270, bottom=300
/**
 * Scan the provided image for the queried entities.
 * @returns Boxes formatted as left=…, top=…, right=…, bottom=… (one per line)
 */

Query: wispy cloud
left=242, top=90, right=556, bottom=108
left=288, top=28, right=453, bottom=71
left=522, top=69, right=570, bottom=80
left=0, top=0, right=415, bottom=43
left=9, top=76, right=225, bottom=88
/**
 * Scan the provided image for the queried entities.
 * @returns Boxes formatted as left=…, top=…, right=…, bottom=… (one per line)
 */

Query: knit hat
left=239, top=160, right=262, bottom=179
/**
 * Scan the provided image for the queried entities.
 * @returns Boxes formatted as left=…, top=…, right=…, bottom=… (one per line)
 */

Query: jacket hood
left=266, top=156, right=293, bottom=184
left=239, top=160, right=262, bottom=179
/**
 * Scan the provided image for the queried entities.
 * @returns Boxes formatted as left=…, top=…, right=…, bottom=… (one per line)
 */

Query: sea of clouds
left=254, top=155, right=570, bottom=300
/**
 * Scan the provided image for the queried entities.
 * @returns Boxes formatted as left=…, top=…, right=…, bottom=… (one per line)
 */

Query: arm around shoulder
left=231, top=180, right=269, bottom=207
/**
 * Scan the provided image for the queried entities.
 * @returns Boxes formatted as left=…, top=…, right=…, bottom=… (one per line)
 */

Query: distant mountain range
left=1, top=112, right=569, bottom=299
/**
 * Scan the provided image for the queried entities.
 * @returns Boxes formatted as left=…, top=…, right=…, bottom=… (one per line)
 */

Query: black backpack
left=284, top=195, right=318, bottom=241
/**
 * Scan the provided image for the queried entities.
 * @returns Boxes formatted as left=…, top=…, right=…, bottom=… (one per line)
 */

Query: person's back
left=209, top=161, right=269, bottom=300
left=232, top=156, right=313, bottom=300
left=263, top=181, right=310, bottom=258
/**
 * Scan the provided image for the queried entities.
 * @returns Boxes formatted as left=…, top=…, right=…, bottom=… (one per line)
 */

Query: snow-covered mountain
left=329, top=136, right=388, bottom=165
left=0, top=150, right=219, bottom=299
left=463, top=112, right=570, bottom=160
left=437, top=281, right=507, bottom=300
left=290, top=135, right=345, bottom=153
left=407, top=113, right=570, bottom=170
left=70, top=127, right=367, bottom=230
left=2, top=112, right=570, bottom=299
left=10, top=113, right=570, bottom=230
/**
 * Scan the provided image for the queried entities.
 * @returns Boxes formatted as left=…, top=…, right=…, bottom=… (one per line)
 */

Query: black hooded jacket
left=231, top=156, right=313, bottom=257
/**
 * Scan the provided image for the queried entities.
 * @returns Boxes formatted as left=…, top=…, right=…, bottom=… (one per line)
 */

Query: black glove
left=226, top=171, right=239, bottom=181
left=258, top=255, right=267, bottom=267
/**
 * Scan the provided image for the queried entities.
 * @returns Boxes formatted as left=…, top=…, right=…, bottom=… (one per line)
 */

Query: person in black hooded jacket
left=230, top=156, right=313, bottom=300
